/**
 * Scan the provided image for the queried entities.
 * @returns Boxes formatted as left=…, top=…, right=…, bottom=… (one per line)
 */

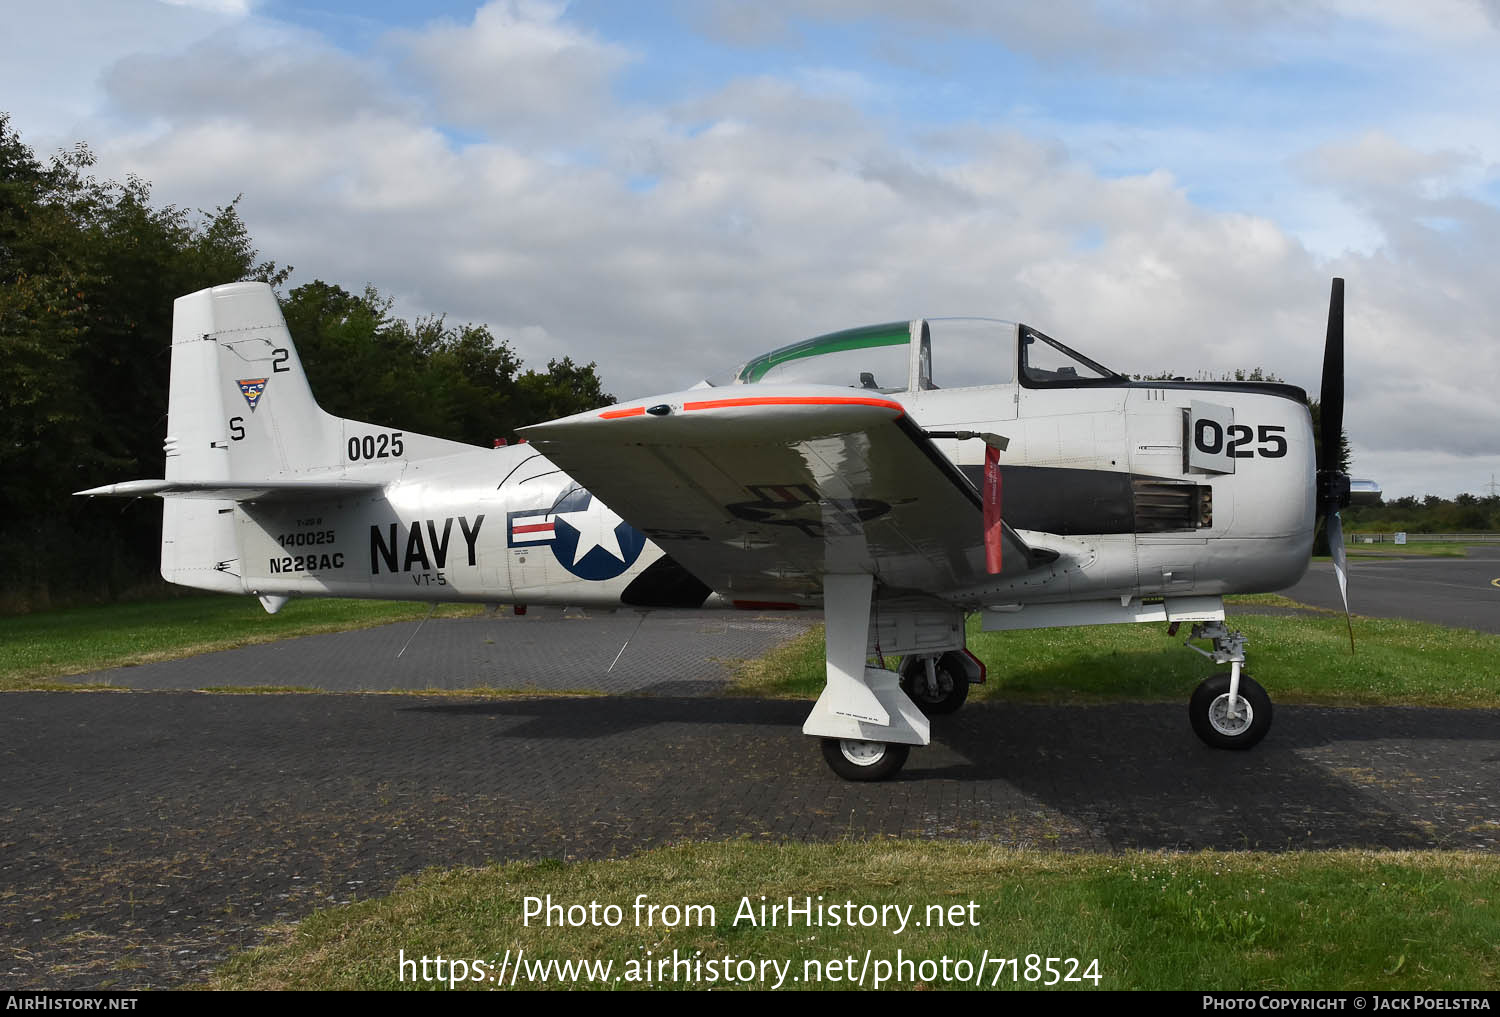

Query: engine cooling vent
left=1133, top=479, right=1212, bottom=532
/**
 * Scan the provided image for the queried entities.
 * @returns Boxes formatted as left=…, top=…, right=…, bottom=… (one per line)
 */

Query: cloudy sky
left=4, top=0, right=1499, bottom=498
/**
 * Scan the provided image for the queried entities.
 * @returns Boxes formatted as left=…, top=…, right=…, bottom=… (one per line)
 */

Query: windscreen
left=921, top=318, right=1016, bottom=390
left=1019, top=326, right=1119, bottom=385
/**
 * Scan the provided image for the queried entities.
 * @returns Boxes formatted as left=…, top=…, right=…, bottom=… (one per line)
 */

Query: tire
left=1189, top=673, right=1272, bottom=750
left=898, top=652, right=970, bottom=716
left=820, top=738, right=911, bottom=781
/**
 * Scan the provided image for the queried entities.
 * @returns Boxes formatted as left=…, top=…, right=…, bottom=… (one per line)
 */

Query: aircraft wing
left=519, top=385, right=1050, bottom=605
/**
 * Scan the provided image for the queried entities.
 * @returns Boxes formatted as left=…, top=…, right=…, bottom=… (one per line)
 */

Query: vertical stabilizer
left=168, top=282, right=341, bottom=482
left=158, top=282, right=476, bottom=590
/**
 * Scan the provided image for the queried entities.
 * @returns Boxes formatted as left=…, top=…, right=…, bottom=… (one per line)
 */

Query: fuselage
left=138, top=295, right=1314, bottom=611
left=228, top=378, right=1315, bottom=610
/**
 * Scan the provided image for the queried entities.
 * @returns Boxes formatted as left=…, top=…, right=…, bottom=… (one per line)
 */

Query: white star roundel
left=506, top=489, right=646, bottom=581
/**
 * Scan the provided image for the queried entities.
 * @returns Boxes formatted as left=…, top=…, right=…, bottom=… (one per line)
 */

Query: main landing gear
left=1182, top=621, right=1272, bottom=750
left=820, top=738, right=912, bottom=782
left=897, top=651, right=972, bottom=716
left=803, top=575, right=933, bottom=782
left=816, top=650, right=978, bottom=780
left=805, top=585, right=1272, bottom=780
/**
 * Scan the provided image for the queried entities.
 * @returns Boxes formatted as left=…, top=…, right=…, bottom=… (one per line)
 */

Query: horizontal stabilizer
left=75, top=478, right=385, bottom=502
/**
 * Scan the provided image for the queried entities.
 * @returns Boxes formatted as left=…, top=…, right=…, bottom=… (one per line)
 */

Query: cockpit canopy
left=731, top=318, right=1121, bottom=391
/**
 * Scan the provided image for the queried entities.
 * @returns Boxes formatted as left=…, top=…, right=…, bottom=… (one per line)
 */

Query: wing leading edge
left=519, top=385, right=1049, bottom=605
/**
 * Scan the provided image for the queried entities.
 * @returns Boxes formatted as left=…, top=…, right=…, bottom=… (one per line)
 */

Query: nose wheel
left=1182, top=622, right=1273, bottom=750
left=1189, top=672, right=1272, bottom=749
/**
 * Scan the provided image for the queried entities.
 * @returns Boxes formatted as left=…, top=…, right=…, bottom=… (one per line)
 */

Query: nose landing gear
left=1183, top=622, right=1272, bottom=749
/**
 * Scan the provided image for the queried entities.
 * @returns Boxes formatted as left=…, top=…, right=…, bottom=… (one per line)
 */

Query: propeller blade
left=1326, top=510, right=1355, bottom=654
left=1319, top=277, right=1345, bottom=478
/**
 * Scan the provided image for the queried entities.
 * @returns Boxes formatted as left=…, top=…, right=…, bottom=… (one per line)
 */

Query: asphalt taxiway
left=3, top=690, right=1496, bottom=989
left=1279, top=546, right=1500, bottom=633
left=3, top=556, right=1496, bottom=989
left=65, top=608, right=810, bottom=695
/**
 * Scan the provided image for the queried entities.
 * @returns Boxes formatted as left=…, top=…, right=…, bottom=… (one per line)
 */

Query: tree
left=2, top=115, right=613, bottom=609
left=1, top=114, right=285, bottom=608
left=280, top=280, right=613, bottom=446
left=1343, top=492, right=1499, bottom=534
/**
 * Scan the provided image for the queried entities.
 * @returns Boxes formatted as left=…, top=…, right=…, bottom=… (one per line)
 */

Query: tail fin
left=167, top=282, right=474, bottom=482
left=150, top=282, right=475, bottom=591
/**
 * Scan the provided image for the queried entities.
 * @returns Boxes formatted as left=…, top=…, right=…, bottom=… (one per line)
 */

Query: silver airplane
left=79, top=279, right=1371, bottom=780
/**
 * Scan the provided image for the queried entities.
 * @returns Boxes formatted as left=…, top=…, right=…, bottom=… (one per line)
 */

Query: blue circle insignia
left=548, top=489, right=647, bottom=581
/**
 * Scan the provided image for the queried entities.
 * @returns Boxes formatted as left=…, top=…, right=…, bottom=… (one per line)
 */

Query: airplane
left=77, top=278, right=1374, bottom=780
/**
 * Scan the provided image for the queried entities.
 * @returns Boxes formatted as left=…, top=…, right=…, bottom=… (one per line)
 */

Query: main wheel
left=820, top=738, right=911, bottom=781
left=1189, top=673, right=1272, bottom=749
left=898, top=652, right=970, bottom=716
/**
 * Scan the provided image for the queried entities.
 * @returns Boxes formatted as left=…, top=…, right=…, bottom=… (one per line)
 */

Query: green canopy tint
left=734, top=321, right=911, bottom=384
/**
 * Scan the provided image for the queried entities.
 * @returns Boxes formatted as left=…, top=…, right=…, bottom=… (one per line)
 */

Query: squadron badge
left=237, top=377, right=268, bottom=412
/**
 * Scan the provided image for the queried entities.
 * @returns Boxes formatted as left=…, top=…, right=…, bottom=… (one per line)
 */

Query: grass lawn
left=6, top=590, right=1496, bottom=708
left=1320, top=540, right=1488, bottom=560
left=731, top=595, right=1500, bottom=708
left=209, top=841, right=1500, bottom=991
left=7, top=584, right=1495, bottom=992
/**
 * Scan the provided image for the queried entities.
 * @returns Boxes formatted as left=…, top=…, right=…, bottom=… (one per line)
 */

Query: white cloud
left=4, top=0, right=1498, bottom=498
left=158, top=0, right=253, bottom=14
left=1297, top=131, right=1479, bottom=200
left=392, top=0, right=635, bottom=137
left=104, top=28, right=406, bottom=129
left=693, top=0, right=1499, bottom=70
left=0, top=0, right=245, bottom=145
left=692, top=0, right=1334, bottom=70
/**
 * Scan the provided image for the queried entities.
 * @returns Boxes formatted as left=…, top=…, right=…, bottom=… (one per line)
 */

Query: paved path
left=2, top=692, right=1496, bottom=988
left=7, top=568, right=1497, bottom=990
left=65, top=609, right=810, bottom=695
left=1282, top=548, right=1500, bottom=634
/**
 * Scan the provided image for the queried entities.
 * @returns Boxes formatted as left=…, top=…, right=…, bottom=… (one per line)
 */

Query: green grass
left=11, top=587, right=1494, bottom=990
left=0, top=595, right=484, bottom=690
left=209, top=841, right=1500, bottom=990
left=730, top=595, right=1500, bottom=708
left=9, top=589, right=1497, bottom=708
left=1321, top=540, right=1482, bottom=560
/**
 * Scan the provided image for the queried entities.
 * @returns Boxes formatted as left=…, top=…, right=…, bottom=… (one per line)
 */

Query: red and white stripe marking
left=509, top=513, right=556, bottom=545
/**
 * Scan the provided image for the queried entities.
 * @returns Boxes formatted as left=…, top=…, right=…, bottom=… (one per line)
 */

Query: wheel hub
left=1208, top=693, right=1254, bottom=737
left=917, top=673, right=951, bottom=702
left=838, top=739, right=888, bottom=766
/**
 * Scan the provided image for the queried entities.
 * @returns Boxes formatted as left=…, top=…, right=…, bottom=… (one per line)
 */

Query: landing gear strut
left=803, top=575, right=931, bottom=781
left=1183, top=621, right=1272, bottom=749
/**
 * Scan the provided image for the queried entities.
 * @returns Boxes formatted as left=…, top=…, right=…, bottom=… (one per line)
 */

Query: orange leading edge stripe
left=683, top=396, right=905, bottom=412
left=599, top=396, right=905, bottom=418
